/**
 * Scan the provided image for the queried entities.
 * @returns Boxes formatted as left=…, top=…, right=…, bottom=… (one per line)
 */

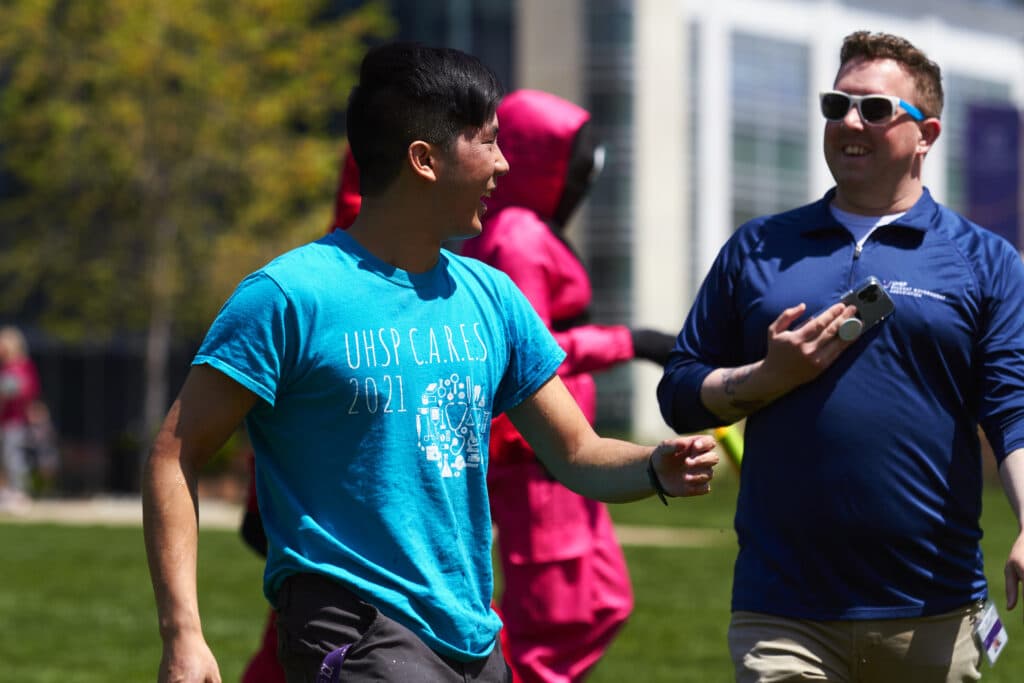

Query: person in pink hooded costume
left=460, top=89, right=676, bottom=683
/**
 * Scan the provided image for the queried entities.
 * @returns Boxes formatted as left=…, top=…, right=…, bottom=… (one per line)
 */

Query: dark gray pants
left=274, top=573, right=512, bottom=683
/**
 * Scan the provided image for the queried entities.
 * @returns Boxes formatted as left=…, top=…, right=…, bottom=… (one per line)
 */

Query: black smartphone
left=837, top=276, right=895, bottom=340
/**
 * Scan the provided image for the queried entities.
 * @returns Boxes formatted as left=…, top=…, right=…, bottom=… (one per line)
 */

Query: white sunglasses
left=819, top=90, right=925, bottom=125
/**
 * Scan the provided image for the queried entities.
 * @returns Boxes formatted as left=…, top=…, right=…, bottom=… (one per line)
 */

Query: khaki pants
left=729, top=603, right=984, bottom=682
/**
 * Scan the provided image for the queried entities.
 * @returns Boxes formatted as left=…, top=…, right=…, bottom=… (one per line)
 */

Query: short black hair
left=346, top=42, right=504, bottom=195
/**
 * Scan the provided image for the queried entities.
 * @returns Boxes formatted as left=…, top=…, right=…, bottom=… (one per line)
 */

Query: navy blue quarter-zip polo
left=659, top=187, right=1024, bottom=619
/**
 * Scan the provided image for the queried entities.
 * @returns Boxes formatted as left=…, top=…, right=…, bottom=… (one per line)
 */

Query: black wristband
left=646, top=453, right=669, bottom=506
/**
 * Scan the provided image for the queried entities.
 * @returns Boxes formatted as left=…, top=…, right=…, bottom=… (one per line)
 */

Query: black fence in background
left=29, top=339, right=198, bottom=496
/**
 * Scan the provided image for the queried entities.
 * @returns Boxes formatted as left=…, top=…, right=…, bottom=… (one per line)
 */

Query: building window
left=730, top=32, right=809, bottom=227
left=687, top=20, right=702, bottom=294
left=386, top=0, right=514, bottom=90
left=585, top=0, right=635, bottom=431
left=943, top=73, right=1011, bottom=213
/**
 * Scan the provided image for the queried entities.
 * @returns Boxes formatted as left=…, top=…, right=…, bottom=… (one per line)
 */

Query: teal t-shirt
left=194, top=229, right=565, bottom=660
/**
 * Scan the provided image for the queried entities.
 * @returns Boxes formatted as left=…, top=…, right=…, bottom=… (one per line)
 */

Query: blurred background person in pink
left=0, top=325, right=41, bottom=509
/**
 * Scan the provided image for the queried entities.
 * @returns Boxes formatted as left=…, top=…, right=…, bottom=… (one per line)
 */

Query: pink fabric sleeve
left=551, top=325, right=633, bottom=378
left=483, top=214, right=635, bottom=379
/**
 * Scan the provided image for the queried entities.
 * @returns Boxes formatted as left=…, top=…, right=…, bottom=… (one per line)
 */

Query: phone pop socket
left=838, top=317, right=863, bottom=341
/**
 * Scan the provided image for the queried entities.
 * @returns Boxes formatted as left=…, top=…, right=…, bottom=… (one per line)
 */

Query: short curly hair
left=839, top=31, right=943, bottom=119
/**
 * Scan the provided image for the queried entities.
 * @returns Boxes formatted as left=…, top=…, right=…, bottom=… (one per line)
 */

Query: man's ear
left=408, top=140, right=438, bottom=182
left=917, top=117, right=941, bottom=155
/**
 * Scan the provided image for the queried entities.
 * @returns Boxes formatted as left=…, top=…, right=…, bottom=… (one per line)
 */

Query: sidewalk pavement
left=0, top=495, right=243, bottom=529
left=0, top=496, right=731, bottom=548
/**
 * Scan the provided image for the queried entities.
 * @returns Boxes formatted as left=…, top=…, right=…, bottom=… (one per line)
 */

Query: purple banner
left=965, top=103, right=1021, bottom=248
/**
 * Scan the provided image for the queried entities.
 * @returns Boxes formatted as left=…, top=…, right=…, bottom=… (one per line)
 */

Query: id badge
left=972, top=600, right=1008, bottom=666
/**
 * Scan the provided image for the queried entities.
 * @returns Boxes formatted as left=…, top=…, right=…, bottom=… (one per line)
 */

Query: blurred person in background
left=332, top=148, right=361, bottom=231
left=459, top=88, right=677, bottom=683
left=658, top=30, right=1024, bottom=681
left=0, top=325, right=41, bottom=509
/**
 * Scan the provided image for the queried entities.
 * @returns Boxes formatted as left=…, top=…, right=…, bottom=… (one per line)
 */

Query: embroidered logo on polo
left=881, top=280, right=947, bottom=302
left=416, top=374, right=489, bottom=478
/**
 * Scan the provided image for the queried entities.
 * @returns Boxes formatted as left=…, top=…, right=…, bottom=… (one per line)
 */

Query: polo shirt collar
left=800, top=187, right=939, bottom=237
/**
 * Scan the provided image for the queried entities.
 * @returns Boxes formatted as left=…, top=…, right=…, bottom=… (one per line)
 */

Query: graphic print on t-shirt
left=340, top=321, right=496, bottom=481
left=416, top=374, right=490, bottom=478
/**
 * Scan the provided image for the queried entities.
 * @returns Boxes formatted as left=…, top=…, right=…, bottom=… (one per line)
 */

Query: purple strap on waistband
left=316, top=644, right=352, bottom=683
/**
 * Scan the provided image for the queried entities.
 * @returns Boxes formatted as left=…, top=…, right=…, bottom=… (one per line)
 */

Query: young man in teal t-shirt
left=143, top=42, right=719, bottom=683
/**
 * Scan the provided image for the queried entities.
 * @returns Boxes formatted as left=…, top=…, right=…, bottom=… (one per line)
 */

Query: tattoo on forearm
left=722, top=366, right=764, bottom=412
left=722, top=367, right=750, bottom=395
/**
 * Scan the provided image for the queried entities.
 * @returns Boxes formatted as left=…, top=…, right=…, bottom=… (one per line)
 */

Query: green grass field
left=1, top=468, right=1022, bottom=681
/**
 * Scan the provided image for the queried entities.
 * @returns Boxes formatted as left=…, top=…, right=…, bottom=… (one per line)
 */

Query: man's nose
left=842, top=103, right=865, bottom=129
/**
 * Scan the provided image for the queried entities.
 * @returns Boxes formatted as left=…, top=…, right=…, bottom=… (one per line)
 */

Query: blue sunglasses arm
left=899, top=99, right=925, bottom=121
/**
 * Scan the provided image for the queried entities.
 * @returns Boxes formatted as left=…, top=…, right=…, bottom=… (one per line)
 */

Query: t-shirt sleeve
left=192, top=272, right=298, bottom=407
left=490, top=274, right=566, bottom=416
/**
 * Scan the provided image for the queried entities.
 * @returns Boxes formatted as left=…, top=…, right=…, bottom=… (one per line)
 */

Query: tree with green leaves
left=0, top=0, right=393, bottom=443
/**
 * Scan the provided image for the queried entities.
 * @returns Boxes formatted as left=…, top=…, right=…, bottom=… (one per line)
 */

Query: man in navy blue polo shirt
left=658, top=30, right=1024, bottom=681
